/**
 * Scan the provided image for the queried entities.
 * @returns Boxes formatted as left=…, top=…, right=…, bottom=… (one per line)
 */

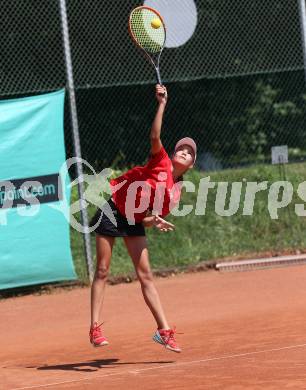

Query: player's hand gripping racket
left=129, top=6, right=166, bottom=86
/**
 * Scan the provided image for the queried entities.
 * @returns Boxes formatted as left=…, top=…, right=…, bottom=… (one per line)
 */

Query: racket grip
left=155, top=67, right=162, bottom=86
left=155, top=67, right=166, bottom=97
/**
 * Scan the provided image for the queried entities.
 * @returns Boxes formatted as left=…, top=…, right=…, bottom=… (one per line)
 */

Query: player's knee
left=138, top=270, right=154, bottom=286
left=95, top=263, right=109, bottom=281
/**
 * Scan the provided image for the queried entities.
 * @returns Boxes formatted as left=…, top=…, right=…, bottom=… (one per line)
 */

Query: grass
left=71, top=162, right=306, bottom=283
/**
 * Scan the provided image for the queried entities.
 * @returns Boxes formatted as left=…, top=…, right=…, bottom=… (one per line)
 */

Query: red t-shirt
left=110, top=147, right=182, bottom=223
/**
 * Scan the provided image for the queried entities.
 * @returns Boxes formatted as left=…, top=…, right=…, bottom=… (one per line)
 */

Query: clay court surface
left=2, top=266, right=306, bottom=389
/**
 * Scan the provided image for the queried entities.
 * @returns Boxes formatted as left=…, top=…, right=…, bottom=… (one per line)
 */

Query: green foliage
left=69, top=70, right=306, bottom=174
left=237, top=80, right=302, bottom=162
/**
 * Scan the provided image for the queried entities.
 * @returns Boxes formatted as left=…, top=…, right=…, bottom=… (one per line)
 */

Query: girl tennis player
left=89, top=85, right=197, bottom=353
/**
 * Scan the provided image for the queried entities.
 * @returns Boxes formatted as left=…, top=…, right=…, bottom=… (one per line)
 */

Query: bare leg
left=91, top=235, right=115, bottom=326
left=124, top=236, right=170, bottom=330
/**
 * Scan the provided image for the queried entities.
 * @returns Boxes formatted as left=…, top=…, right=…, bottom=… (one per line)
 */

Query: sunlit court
left=2, top=267, right=306, bottom=389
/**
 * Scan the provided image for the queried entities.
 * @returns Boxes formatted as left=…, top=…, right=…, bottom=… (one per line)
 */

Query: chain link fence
left=0, top=0, right=305, bottom=172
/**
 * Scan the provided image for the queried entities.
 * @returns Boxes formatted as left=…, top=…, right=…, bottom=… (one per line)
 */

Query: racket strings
left=130, top=8, right=165, bottom=54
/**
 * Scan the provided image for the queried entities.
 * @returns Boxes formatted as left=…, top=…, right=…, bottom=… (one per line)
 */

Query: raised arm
left=150, top=84, right=168, bottom=155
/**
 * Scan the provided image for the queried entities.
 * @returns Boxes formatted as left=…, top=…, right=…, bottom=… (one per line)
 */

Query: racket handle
left=155, top=67, right=166, bottom=97
left=155, top=67, right=162, bottom=86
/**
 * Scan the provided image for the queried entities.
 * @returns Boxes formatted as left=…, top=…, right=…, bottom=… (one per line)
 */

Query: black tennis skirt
left=90, top=198, right=146, bottom=237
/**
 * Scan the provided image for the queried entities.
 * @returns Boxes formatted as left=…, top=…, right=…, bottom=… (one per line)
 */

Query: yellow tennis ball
left=151, top=18, right=161, bottom=29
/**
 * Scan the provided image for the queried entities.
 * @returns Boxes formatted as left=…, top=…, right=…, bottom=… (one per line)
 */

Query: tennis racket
left=128, top=6, right=166, bottom=85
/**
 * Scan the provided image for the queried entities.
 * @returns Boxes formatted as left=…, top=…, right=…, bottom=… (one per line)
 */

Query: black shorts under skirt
left=90, top=198, right=146, bottom=237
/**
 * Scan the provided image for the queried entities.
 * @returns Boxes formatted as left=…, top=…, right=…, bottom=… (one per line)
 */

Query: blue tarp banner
left=0, top=90, right=77, bottom=289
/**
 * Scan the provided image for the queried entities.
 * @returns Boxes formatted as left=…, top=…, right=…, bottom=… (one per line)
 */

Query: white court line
left=10, top=342, right=306, bottom=390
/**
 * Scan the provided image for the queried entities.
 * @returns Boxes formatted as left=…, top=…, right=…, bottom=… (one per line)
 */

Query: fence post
left=59, top=0, right=94, bottom=282
left=298, top=0, right=306, bottom=83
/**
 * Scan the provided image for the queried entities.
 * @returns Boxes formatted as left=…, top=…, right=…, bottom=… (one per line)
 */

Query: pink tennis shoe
left=153, top=328, right=182, bottom=353
left=89, top=323, right=181, bottom=352
left=89, top=322, right=109, bottom=347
